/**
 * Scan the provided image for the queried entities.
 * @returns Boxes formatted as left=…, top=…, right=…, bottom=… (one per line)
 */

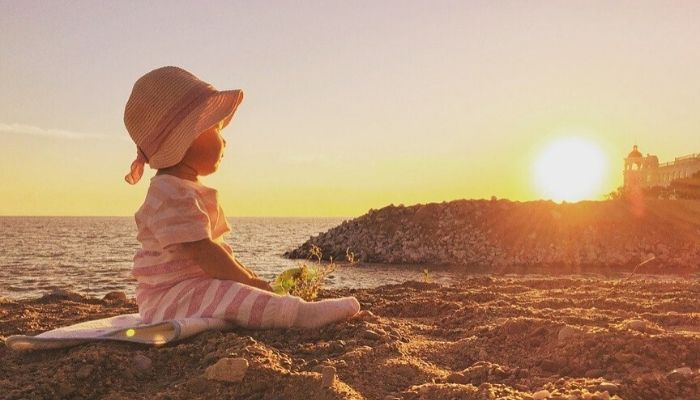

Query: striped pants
left=136, top=278, right=303, bottom=328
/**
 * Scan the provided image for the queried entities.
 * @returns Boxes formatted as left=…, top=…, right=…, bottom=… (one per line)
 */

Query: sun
left=533, top=137, right=608, bottom=202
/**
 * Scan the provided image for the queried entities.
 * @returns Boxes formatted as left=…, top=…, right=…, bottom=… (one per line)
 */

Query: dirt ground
left=1, top=276, right=700, bottom=399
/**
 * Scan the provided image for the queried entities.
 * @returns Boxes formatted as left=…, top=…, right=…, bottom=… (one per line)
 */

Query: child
left=123, top=66, right=360, bottom=328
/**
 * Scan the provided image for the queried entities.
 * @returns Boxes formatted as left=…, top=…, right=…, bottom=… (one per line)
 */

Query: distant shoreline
left=286, top=198, right=700, bottom=272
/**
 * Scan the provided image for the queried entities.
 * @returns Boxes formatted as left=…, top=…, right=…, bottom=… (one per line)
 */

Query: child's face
left=181, top=124, right=226, bottom=176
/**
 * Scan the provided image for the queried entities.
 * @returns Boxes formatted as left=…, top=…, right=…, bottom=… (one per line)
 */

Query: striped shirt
left=132, top=174, right=235, bottom=321
left=130, top=174, right=307, bottom=329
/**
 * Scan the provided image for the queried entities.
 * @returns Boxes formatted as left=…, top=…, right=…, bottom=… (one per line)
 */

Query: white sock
left=292, top=297, right=360, bottom=329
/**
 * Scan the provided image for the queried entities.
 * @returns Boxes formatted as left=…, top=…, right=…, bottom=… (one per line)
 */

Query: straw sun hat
left=123, top=66, right=244, bottom=184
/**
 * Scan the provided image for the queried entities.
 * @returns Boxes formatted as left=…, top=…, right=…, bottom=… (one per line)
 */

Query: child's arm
left=218, top=242, right=259, bottom=278
left=232, top=256, right=259, bottom=278
left=179, top=239, right=272, bottom=291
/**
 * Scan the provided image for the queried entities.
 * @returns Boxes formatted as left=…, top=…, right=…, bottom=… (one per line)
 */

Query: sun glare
left=533, top=137, right=608, bottom=202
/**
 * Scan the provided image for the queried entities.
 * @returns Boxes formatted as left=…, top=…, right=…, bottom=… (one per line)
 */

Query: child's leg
left=202, top=280, right=360, bottom=329
left=139, top=278, right=360, bottom=328
left=290, top=296, right=362, bottom=329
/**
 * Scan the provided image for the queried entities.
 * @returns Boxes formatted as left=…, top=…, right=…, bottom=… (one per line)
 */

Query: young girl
left=123, top=66, right=360, bottom=328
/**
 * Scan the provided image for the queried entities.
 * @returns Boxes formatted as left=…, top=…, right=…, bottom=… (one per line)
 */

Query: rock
left=362, top=329, right=382, bottom=340
left=103, top=291, right=127, bottom=302
left=532, top=389, right=551, bottom=399
left=354, top=310, right=380, bottom=322
left=596, top=382, right=618, bottom=394
left=671, top=366, right=693, bottom=376
left=76, top=364, right=94, bottom=379
left=626, top=319, right=648, bottom=332
left=132, top=354, right=152, bottom=371
left=44, top=288, right=83, bottom=302
left=205, top=357, right=248, bottom=383
left=558, top=326, right=581, bottom=343
left=321, top=366, right=336, bottom=387
left=330, top=340, right=346, bottom=353
left=667, top=367, right=694, bottom=381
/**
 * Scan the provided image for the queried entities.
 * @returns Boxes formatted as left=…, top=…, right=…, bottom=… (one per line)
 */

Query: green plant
left=272, top=244, right=337, bottom=301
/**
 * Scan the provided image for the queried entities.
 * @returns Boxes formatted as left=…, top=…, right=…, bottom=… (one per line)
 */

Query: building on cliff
left=623, top=145, right=700, bottom=191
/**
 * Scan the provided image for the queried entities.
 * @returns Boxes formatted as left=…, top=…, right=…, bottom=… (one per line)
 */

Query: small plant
left=272, top=244, right=336, bottom=301
left=309, top=243, right=323, bottom=263
left=345, top=247, right=359, bottom=265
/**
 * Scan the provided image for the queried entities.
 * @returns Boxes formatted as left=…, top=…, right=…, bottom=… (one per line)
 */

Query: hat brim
left=148, top=89, right=244, bottom=169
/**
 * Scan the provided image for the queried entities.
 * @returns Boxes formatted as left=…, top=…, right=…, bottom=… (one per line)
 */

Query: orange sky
left=1, top=1, right=700, bottom=216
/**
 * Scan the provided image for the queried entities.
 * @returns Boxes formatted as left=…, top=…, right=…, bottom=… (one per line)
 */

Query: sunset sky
left=2, top=1, right=700, bottom=216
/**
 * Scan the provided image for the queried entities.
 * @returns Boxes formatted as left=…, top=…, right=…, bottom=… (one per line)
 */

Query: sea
left=0, top=216, right=456, bottom=300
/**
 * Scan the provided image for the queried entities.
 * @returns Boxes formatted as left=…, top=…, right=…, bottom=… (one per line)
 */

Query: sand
left=1, top=276, right=700, bottom=399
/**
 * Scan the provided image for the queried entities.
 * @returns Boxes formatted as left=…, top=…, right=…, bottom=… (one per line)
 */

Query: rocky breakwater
left=284, top=198, right=700, bottom=271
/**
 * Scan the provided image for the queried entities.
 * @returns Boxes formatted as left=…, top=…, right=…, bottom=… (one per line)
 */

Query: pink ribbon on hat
left=124, top=84, right=217, bottom=184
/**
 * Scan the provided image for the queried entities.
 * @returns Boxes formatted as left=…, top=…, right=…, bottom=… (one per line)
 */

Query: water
left=0, top=216, right=456, bottom=300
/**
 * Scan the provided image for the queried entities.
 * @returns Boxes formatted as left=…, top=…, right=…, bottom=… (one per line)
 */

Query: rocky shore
left=285, top=199, right=700, bottom=272
left=2, top=277, right=700, bottom=399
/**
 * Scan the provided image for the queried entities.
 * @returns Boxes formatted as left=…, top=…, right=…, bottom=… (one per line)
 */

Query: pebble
left=330, top=340, right=346, bottom=353
left=321, top=366, right=336, bottom=387
left=625, top=319, right=648, bottom=332
left=667, top=366, right=694, bottom=381
left=132, top=354, right=152, bottom=371
left=596, top=382, right=618, bottom=394
left=76, top=364, right=94, bottom=379
left=532, top=389, right=551, bottom=399
left=670, top=366, right=693, bottom=376
left=205, top=357, right=248, bottom=383
left=557, top=326, right=580, bottom=343
left=46, top=288, right=83, bottom=302
left=102, top=291, right=127, bottom=302
left=591, top=392, right=610, bottom=400
left=354, top=310, right=380, bottom=322
left=362, top=329, right=382, bottom=340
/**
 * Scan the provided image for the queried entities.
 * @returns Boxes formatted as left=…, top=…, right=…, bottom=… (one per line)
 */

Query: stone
left=594, top=392, right=611, bottom=400
left=353, top=310, right=380, bottom=322
left=76, top=364, right=94, bottom=379
left=596, top=382, right=618, bottom=394
left=330, top=340, right=346, bottom=353
left=205, top=357, right=248, bottom=383
left=558, top=326, right=581, bottom=343
left=321, top=366, right=336, bottom=387
left=103, top=291, right=127, bottom=302
left=132, top=354, right=152, bottom=371
left=625, top=319, right=648, bottom=332
left=670, top=366, right=693, bottom=376
left=45, top=288, right=83, bottom=302
left=362, top=329, right=382, bottom=340
left=532, top=389, right=551, bottom=399
left=667, top=367, right=694, bottom=381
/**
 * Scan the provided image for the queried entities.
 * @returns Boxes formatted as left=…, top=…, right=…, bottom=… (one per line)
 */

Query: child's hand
left=248, top=278, right=274, bottom=292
